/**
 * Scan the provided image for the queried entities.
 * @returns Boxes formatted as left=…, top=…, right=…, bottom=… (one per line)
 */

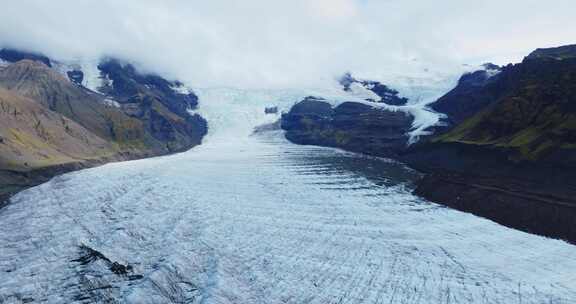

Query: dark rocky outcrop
left=339, top=73, right=408, bottom=106
left=264, top=106, right=278, bottom=114
left=97, top=59, right=198, bottom=117
left=73, top=244, right=139, bottom=277
left=429, top=64, right=503, bottom=128
left=0, top=48, right=52, bottom=67
left=527, top=44, right=576, bottom=60
left=66, top=70, right=84, bottom=85
left=281, top=97, right=412, bottom=158
left=401, top=141, right=576, bottom=243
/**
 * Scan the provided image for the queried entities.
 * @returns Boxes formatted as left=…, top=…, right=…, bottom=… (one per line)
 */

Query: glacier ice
left=0, top=88, right=575, bottom=303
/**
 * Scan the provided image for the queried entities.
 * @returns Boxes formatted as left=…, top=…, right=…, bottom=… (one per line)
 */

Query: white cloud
left=0, top=0, right=574, bottom=89
left=307, top=0, right=358, bottom=20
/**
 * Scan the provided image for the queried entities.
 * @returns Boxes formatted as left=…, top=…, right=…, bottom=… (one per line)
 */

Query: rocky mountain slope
left=404, top=44, right=576, bottom=242
left=0, top=49, right=207, bottom=203
left=282, top=44, right=576, bottom=243
left=429, top=63, right=503, bottom=127
left=0, top=85, right=120, bottom=203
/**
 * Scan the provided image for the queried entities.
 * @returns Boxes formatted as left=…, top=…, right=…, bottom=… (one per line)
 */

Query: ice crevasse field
left=0, top=80, right=576, bottom=303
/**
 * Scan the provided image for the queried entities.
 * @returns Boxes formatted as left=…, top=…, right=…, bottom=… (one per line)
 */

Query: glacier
left=1, top=88, right=576, bottom=303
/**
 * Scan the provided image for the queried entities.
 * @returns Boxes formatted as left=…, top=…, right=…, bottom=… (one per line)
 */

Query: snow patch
left=102, top=98, right=121, bottom=108
left=80, top=60, right=105, bottom=92
left=346, top=82, right=382, bottom=101
left=359, top=67, right=481, bottom=142
left=172, top=83, right=192, bottom=95
left=51, top=61, right=77, bottom=80
left=51, top=59, right=104, bottom=92
left=485, top=67, right=502, bottom=78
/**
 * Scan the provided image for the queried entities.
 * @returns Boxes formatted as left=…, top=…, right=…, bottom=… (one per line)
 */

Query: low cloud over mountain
left=1, top=0, right=575, bottom=88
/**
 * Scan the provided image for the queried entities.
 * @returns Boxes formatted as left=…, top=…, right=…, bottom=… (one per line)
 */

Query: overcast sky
left=0, top=0, right=575, bottom=88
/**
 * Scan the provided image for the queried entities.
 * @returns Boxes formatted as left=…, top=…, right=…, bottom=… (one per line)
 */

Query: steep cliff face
left=429, top=64, right=504, bottom=127
left=0, top=51, right=208, bottom=202
left=281, top=97, right=413, bottom=158
left=95, top=59, right=207, bottom=151
left=429, top=46, right=576, bottom=163
left=97, top=59, right=199, bottom=116
left=527, top=44, right=576, bottom=60
left=404, top=45, right=576, bottom=243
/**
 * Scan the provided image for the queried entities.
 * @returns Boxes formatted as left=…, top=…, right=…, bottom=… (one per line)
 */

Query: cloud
left=0, top=0, right=574, bottom=89
left=307, top=0, right=358, bottom=20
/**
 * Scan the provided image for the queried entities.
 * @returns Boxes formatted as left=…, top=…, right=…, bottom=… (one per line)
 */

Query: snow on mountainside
left=193, top=70, right=462, bottom=147
left=42, top=46, right=489, bottom=145
left=50, top=56, right=500, bottom=147
left=339, top=64, right=498, bottom=141
left=55, top=59, right=107, bottom=92
left=42, top=49, right=488, bottom=145
left=279, top=64, right=501, bottom=164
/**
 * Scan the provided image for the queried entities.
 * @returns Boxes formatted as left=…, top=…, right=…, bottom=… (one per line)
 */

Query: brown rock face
left=0, top=87, right=113, bottom=169
left=0, top=59, right=207, bottom=202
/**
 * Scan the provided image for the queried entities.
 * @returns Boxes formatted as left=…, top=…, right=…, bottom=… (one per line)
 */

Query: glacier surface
left=0, top=88, right=575, bottom=303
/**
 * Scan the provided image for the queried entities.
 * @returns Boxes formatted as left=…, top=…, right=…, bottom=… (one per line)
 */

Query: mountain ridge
left=0, top=49, right=208, bottom=203
left=403, top=45, right=576, bottom=242
left=281, top=44, right=576, bottom=243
